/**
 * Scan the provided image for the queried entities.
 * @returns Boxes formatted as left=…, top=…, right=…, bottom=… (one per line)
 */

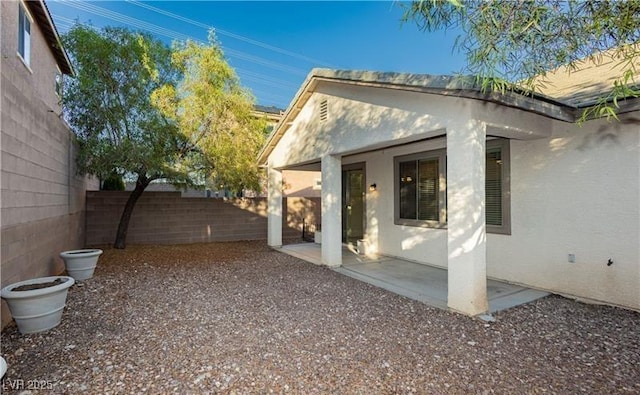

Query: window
left=394, top=139, right=510, bottom=234
left=486, top=145, right=504, bottom=228
left=484, top=139, right=511, bottom=233
left=395, top=150, right=447, bottom=227
left=55, top=71, right=63, bottom=97
left=18, top=2, right=31, bottom=67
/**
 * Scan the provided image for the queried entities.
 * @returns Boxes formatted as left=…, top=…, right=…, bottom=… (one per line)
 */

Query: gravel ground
left=1, top=241, right=638, bottom=394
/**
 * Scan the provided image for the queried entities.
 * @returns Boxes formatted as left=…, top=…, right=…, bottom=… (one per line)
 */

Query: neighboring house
left=1, top=0, right=98, bottom=328
left=253, top=105, right=322, bottom=198
left=258, top=65, right=639, bottom=315
left=253, top=104, right=285, bottom=131
left=533, top=47, right=638, bottom=107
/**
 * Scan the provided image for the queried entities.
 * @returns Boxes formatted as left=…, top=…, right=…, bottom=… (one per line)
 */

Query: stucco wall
left=344, top=139, right=450, bottom=265
left=1, top=0, right=63, bottom=113
left=282, top=170, right=321, bottom=198
left=85, top=192, right=320, bottom=245
left=269, top=85, right=450, bottom=169
left=487, top=115, right=640, bottom=309
left=347, top=120, right=639, bottom=309
left=267, top=81, right=639, bottom=310
left=1, top=1, right=99, bottom=328
left=268, top=82, right=552, bottom=169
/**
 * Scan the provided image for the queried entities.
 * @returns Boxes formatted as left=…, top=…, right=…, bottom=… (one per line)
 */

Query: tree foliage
left=63, top=25, right=198, bottom=185
left=62, top=26, right=265, bottom=247
left=101, top=174, right=125, bottom=191
left=62, top=25, right=201, bottom=248
left=153, top=33, right=267, bottom=194
left=402, top=0, right=640, bottom=120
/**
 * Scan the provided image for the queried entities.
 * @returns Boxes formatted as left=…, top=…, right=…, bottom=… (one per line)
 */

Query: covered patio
left=259, top=70, right=562, bottom=317
left=280, top=243, right=549, bottom=314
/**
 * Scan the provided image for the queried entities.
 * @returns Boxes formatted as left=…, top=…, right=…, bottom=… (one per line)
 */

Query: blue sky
left=48, top=1, right=466, bottom=109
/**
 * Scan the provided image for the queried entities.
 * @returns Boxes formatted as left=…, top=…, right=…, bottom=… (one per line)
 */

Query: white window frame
left=55, top=68, right=63, bottom=97
left=17, top=1, right=32, bottom=69
left=393, top=138, right=511, bottom=234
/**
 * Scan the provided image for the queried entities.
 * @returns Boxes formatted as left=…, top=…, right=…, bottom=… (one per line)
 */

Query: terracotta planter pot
left=60, top=249, right=103, bottom=281
left=1, top=276, right=75, bottom=334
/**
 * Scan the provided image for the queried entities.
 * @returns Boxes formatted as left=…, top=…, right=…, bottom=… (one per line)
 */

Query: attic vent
left=319, top=99, right=328, bottom=121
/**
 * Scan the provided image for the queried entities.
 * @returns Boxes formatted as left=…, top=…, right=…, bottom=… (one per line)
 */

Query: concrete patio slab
left=280, top=243, right=549, bottom=314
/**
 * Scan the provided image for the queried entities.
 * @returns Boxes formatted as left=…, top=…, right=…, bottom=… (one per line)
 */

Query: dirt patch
left=11, top=278, right=66, bottom=292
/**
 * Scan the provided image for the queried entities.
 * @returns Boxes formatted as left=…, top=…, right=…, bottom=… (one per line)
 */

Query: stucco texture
left=266, top=79, right=639, bottom=311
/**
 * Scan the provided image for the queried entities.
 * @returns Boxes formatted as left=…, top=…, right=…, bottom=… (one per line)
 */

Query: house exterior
left=1, top=0, right=98, bottom=328
left=253, top=105, right=322, bottom=199
left=258, top=67, right=640, bottom=315
left=253, top=105, right=285, bottom=131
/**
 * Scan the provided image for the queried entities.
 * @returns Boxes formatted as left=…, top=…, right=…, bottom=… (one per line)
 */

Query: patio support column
left=321, top=154, right=342, bottom=267
left=446, top=120, right=489, bottom=315
left=267, top=165, right=283, bottom=248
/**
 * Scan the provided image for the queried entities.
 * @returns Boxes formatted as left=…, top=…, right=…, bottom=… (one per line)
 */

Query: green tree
left=402, top=0, right=640, bottom=120
left=63, top=25, right=202, bottom=249
left=152, top=33, right=267, bottom=195
left=101, top=173, right=125, bottom=191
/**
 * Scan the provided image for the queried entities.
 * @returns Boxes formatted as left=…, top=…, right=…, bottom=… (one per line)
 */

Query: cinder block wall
left=86, top=192, right=320, bottom=245
left=1, top=14, right=98, bottom=328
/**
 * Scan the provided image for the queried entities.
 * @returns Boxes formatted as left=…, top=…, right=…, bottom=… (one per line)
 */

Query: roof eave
left=257, top=69, right=323, bottom=166
left=26, top=0, right=74, bottom=75
left=258, top=69, right=639, bottom=165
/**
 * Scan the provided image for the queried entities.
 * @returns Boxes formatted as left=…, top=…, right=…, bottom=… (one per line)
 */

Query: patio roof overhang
left=257, top=68, right=640, bottom=167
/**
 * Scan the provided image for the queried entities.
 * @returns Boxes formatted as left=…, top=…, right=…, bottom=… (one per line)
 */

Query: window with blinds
left=417, top=159, right=439, bottom=221
left=485, top=138, right=510, bottom=234
left=396, top=150, right=446, bottom=227
left=394, top=139, right=510, bottom=234
left=486, top=148, right=503, bottom=226
left=399, top=161, right=418, bottom=219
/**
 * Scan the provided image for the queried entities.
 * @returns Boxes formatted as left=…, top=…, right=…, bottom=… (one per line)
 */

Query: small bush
left=102, top=175, right=125, bottom=191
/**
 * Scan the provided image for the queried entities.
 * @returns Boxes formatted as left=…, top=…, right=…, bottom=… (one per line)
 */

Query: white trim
left=16, top=53, right=33, bottom=73
left=55, top=65, right=63, bottom=98
left=17, top=0, right=33, bottom=69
